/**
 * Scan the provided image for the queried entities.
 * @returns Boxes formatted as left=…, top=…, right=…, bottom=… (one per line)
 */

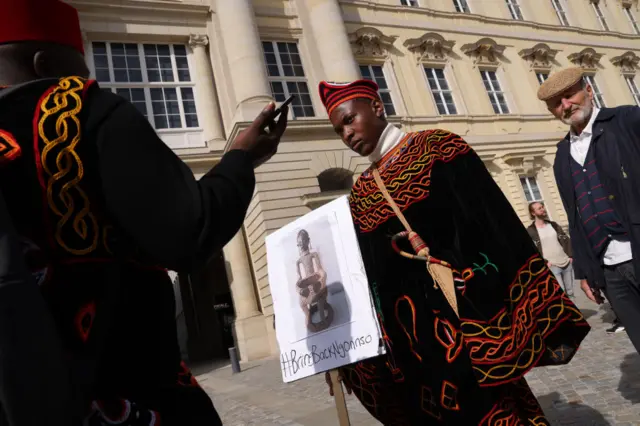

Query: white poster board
left=266, top=196, right=385, bottom=383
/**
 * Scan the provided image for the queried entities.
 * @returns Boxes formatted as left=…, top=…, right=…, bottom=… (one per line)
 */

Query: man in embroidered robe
left=319, top=79, right=590, bottom=425
left=0, top=1, right=288, bottom=424
left=539, top=67, right=640, bottom=353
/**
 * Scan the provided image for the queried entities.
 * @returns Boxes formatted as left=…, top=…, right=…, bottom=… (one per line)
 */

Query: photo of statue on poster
left=266, top=196, right=384, bottom=383
left=285, top=216, right=351, bottom=341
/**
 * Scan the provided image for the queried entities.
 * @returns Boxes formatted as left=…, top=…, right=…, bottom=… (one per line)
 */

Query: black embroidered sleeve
left=92, top=91, right=256, bottom=271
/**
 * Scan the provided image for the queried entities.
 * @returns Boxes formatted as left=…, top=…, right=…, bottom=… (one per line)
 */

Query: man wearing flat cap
left=539, top=67, right=640, bottom=353
left=0, top=0, right=288, bottom=424
left=321, top=79, right=589, bottom=424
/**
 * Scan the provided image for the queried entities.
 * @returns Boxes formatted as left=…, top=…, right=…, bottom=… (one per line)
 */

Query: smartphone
left=272, top=95, right=295, bottom=119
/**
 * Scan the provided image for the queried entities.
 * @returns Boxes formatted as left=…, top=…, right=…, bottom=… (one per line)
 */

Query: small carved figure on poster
left=295, top=229, right=334, bottom=332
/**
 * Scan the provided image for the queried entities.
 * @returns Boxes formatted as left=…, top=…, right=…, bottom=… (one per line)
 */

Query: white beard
left=561, top=102, right=593, bottom=127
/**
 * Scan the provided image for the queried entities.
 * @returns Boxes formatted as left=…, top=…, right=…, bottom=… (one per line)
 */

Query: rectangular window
left=481, top=70, right=509, bottom=114
left=624, top=7, right=640, bottom=35
left=359, top=65, right=396, bottom=116
left=536, top=72, right=549, bottom=85
left=583, top=75, right=606, bottom=108
left=91, top=42, right=198, bottom=130
left=453, top=0, right=470, bottom=13
left=591, top=1, right=609, bottom=31
left=400, top=0, right=418, bottom=5
left=626, top=76, right=640, bottom=106
left=506, top=0, right=524, bottom=20
left=551, top=0, right=570, bottom=26
left=424, top=68, right=457, bottom=115
left=520, top=176, right=543, bottom=202
left=262, top=41, right=314, bottom=119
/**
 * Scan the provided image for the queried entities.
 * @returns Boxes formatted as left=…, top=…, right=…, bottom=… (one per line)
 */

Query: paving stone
left=197, top=290, right=640, bottom=425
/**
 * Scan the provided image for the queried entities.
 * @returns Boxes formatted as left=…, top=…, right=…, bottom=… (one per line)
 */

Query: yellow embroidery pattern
left=460, top=255, right=586, bottom=386
left=38, top=77, right=99, bottom=255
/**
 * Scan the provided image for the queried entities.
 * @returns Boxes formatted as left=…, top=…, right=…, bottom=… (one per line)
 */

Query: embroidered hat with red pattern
left=0, top=0, right=84, bottom=54
left=318, top=79, right=381, bottom=116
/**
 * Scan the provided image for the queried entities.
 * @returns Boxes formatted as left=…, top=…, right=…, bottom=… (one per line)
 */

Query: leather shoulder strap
left=371, top=166, right=459, bottom=317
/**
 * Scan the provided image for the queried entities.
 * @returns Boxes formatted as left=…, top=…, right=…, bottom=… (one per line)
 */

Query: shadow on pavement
left=598, top=304, right=616, bottom=324
left=538, top=391, right=611, bottom=425
left=618, top=353, right=640, bottom=404
left=188, top=359, right=232, bottom=377
left=579, top=308, right=598, bottom=320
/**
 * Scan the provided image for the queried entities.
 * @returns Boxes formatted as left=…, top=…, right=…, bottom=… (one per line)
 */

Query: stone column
left=222, top=229, right=270, bottom=361
left=214, top=0, right=273, bottom=121
left=306, top=0, right=360, bottom=82
left=189, top=34, right=226, bottom=147
left=223, top=229, right=260, bottom=320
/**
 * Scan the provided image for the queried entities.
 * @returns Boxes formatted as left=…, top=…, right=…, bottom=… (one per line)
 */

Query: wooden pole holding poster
left=329, top=369, right=351, bottom=426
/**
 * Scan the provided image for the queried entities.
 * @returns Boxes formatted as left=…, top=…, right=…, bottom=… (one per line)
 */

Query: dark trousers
left=604, top=261, right=640, bottom=353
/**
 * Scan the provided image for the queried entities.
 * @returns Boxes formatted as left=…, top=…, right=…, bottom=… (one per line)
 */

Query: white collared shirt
left=368, top=124, right=406, bottom=163
left=569, top=107, right=632, bottom=265
left=569, top=107, right=599, bottom=166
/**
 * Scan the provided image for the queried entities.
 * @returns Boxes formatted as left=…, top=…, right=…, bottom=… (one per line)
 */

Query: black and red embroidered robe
left=343, top=130, right=590, bottom=425
left=0, top=77, right=256, bottom=425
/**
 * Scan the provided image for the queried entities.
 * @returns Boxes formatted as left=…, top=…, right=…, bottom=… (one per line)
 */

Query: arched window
left=317, top=168, right=354, bottom=193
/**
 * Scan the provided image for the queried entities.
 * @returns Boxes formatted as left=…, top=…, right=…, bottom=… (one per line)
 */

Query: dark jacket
left=0, top=188, right=73, bottom=426
left=553, top=106, right=640, bottom=289
left=527, top=220, right=572, bottom=260
left=0, top=78, right=254, bottom=424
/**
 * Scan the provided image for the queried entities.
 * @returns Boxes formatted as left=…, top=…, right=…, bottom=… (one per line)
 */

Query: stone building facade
left=71, top=0, right=640, bottom=361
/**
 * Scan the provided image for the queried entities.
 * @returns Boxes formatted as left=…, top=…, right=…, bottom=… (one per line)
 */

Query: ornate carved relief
left=567, top=48, right=603, bottom=72
left=502, top=152, right=546, bottom=176
left=610, top=51, right=640, bottom=74
left=348, top=27, right=397, bottom=59
left=518, top=43, right=559, bottom=70
left=403, top=33, right=455, bottom=64
left=460, top=38, right=506, bottom=67
left=188, top=34, right=209, bottom=49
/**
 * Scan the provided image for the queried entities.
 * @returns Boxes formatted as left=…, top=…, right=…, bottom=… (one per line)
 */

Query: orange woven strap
left=372, top=167, right=459, bottom=317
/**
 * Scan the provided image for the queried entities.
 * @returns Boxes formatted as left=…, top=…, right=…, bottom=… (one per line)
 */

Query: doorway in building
left=178, top=252, right=236, bottom=362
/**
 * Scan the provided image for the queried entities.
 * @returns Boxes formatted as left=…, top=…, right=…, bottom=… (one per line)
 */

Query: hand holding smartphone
left=271, top=95, right=295, bottom=120
left=229, top=95, right=292, bottom=168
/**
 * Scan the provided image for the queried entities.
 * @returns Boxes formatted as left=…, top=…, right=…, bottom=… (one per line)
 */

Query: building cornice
left=259, top=27, right=304, bottom=41
left=225, top=114, right=565, bottom=153
left=301, top=190, right=350, bottom=210
left=181, top=153, right=221, bottom=170
left=340, top=0, right=640, bottom=49
left=70, top=0, right=210, bottom=25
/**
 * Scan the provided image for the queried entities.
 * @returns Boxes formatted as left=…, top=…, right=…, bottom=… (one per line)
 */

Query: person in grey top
left=527, top=202, right=574, bottom=297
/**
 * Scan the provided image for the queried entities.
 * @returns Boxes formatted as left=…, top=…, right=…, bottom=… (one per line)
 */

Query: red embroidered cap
left=318, top=79, right=381, bottom=116
left=0, top=0, right=84, bottom=54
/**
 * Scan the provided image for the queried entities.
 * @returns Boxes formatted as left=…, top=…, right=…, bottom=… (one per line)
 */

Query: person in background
left=321, top=79, right=589, bottom=424
left=527, top=201, right=574, bottom=297
left=0, top=0, right=288, bottom=424
left=539, top=66, right=640, bottom=351
left=528, top=205, right=624, bottom=333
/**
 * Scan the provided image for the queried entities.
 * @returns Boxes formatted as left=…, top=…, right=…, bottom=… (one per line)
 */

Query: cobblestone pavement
left=196, top=290, right=640, bottom=425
